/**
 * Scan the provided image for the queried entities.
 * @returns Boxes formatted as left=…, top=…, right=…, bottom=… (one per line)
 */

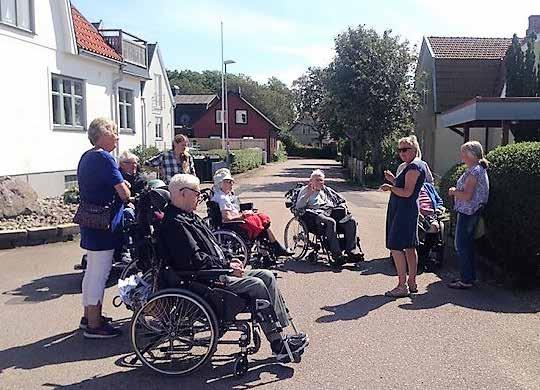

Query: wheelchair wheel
left=131, top=289, right=219, bottom=376
left=284, top=217, right=309, bottom=261
left=119, top=258, right=141, bottom=280
left=213, top=230, right=250, bottom=266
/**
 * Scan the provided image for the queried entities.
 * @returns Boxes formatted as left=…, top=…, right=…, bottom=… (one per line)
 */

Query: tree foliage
left=167, top=70, right=295, bottom=129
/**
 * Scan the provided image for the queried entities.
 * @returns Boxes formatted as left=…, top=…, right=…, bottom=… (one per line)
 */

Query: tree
left=292, top=67, right=330, bottom=145
left=167, top=70, right=295, bottom=129
left=505, top=34, right=525, bottom=97
left=326, top=26, right=418, bottom=177
left=523, top=36, right=537, bottom=97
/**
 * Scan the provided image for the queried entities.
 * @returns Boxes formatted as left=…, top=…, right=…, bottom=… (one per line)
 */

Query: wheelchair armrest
left=174, top=269, right=234, bottom=280
left=223, top=220, right=245, bottom=225
left=240, top=202, right=254, bottom=211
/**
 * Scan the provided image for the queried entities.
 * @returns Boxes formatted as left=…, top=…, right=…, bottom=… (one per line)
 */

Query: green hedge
left=130, top=145, right=161, bottom=163
left=484, top=142, right=540, bottom=281
left=439, top=163, right=466, bottom=209
left=229, top=148, right=263, bottom=174
left=273, top=148, right=287, bottom=162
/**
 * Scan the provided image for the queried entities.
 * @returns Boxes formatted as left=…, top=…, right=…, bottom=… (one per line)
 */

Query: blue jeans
left=454, top=212, right=480, bottom=284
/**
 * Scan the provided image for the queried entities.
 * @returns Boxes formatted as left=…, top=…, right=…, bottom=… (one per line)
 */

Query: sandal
left=385, top=286, right=409, bottom=298
left=447, top=280, right=473, bottom=289
left=408, top=283, right=418, bottom=293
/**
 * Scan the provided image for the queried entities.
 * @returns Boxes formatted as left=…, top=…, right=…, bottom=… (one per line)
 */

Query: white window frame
left=118, top=88, right=135, bottom=133
left=235, top=109, right=248, bottom=124
left=153, top=73, right=163, bottom=110
left=0, top=0, right=34, bottom=32
left=155, top=116, right=163, bottom=140
left=215, top=109, right=225, bottom=124
left=51, top=74, right=86, bottom=131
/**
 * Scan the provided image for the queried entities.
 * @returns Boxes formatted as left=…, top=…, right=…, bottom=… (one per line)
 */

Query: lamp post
left=223, top=59, right=236, bottom=157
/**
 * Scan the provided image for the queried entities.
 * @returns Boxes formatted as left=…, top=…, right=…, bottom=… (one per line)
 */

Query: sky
left=73, top=0, right=539, bottom=85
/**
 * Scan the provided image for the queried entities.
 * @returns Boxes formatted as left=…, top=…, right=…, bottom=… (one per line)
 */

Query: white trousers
left=82, top=249, right=114, bottom=307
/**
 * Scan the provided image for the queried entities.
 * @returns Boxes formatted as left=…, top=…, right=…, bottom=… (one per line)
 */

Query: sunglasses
left=398, top=147, right=412, bottom=153
left=179, top=187, right=201, bottom=196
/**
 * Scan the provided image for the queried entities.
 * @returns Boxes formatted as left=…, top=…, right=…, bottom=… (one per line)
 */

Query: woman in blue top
left=448, top=141, right=489, bottom=289
left=381, top=135, right=426, bottom=298
left=78, top=118, right=131, bottom=339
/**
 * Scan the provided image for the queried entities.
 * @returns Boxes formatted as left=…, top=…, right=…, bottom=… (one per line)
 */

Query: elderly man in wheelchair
left=137, top=173, right=308, bottom=376
left=293, top=169, right=364, bottom=266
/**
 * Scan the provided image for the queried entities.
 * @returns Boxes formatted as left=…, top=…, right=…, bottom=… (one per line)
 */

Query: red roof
left=427, top=37, right=513, bottom=60
left=71, top=5, right=122, bottom=62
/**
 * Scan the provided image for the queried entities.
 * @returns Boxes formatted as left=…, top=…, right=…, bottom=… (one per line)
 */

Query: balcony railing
left=100, top=29, right=147, bottom=68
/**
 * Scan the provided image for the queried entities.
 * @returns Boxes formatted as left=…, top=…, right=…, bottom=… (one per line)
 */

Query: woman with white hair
left=381, top=135, right=427, bottom=297
left=76, top=118, right=131, bottom=338
left=211, top=168, right=292, bottom=257
left=447, top=141, right=489, bottom=289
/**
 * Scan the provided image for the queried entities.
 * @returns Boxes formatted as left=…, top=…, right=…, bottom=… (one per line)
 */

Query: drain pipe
left=112, top=65, right=124, bottom=157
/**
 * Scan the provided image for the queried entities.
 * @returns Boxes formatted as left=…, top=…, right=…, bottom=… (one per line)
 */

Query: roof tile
left=427, top=37, right=514, bottom=59
left=71, top=5, right=122, bottom=62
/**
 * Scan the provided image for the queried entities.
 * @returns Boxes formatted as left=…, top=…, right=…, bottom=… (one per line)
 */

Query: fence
left=191, top=138, right=267, bottom=153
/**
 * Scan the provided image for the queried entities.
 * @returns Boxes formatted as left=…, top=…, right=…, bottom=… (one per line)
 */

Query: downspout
left=170, top=103, right=176, bottom=147
left=141, top=97, right=147, bottom=147
left=112, top=65, right=124, bottom=157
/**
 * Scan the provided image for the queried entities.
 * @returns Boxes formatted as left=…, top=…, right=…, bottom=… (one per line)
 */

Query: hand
left=380, top=183, right=393, bottom=192
left=384, top=170, right=395, bottom=182
left=242, top=210, right=254, bottom=216
left=124, top=180, right=131, bottom=188
left=448, top=187, right=456, bottom=196
left=230, top=260, right=244, bottom=277
left=307, top=182, right=317, bottom=194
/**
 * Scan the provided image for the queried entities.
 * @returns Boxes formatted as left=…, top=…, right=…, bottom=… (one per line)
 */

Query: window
left=64, top=174, right=78, bottom=190
left=155, top=117, right=163, bottom=140
left=235, top=110, right=248, bottom=124
left=215, top=109, right=225, bottom=124
left=51, top=74, right=85, bottom=129
left=209, top=135, right=221, bottom=139
left=242, top=136, right=254, bottom=139
left=118, top=88, right=134, bottom=132
left=153, top=73, right=163, bottom=110
left=0, top=0, right=33, bottom=31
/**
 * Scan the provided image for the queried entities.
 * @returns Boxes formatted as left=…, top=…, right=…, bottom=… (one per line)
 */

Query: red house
left=174, top=91, right=280, bottom=160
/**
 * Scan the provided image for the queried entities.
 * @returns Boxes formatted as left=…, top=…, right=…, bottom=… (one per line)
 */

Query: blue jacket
left=423, top=182, right=443, bottom=210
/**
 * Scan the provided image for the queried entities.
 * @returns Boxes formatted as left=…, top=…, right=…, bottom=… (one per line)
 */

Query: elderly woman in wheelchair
left=127, top=174, right=308, bottom=377
left=208, top=168, right=293, bottom=265
left=284, top=169, right=364, bottom=267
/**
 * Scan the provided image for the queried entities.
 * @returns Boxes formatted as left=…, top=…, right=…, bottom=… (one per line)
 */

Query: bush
left=130, top=145, right=161, bottom=164
left=439, top=163, right=466, bottom=209
left=63, top=186, right=80, bottom=204
left=229, top=148, right=263, bottom=174
left=484, top=142, right=540, bottom=281
left=273, top=148, right=287, bottom=162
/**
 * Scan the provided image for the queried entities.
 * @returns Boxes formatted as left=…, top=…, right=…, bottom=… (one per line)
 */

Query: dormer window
left=0, top=0, right=33, bottom=32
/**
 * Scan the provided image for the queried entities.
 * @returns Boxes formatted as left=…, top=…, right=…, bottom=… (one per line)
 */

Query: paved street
left=1, top=158, right=539, bottom=390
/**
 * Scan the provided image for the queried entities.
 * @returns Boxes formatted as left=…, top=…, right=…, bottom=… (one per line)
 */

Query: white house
left=141, top=43, right=175, bottom=151
left=0, top=1, right=171, bottom=197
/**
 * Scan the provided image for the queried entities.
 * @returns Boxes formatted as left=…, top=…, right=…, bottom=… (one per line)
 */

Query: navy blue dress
left=386, top=162, right=426, bottom=250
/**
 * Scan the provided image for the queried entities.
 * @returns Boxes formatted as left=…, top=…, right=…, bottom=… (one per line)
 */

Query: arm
left=295, top=186, right=312, bottom=210
left=114, top=182, right=131, bottom=202
left=222, top=209, right=244, bottom=222
left=384, top=169, right=420, bottom=198
left=450, top=175, right=477, bottom=202
left=189, top=155, right=196, bottom=176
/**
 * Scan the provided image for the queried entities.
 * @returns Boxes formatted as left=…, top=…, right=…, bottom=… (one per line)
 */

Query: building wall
left=142, top=47, right=174, bottom=152
left=290, top=122, right=320, bottom=146
left=0, top=1, right=143, bottom=196
left=193, top=94, right=276, bottom=158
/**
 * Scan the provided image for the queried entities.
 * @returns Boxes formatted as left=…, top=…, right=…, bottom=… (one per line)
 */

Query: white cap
left=213, top=168, right=234, bottom=187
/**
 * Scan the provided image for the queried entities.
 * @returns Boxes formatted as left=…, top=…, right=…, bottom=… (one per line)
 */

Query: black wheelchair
left=200, top=188, right=280, bottom=269
left=417, top=208, right=447, bottom=272
left=118, top=187, right=303, bottom=377
left=283, top=184, right=364, bottom=267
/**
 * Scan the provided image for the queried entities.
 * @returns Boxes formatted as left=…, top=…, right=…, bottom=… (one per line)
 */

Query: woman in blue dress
left=381, top=135, right=426, bottom=297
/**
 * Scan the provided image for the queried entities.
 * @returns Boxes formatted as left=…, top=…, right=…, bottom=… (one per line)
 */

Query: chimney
left=526, top=15, right=540, bottom=37
left=172, top=85, right=180, bottom=96
left=238, top=86, right=242, bottom=96
left=91, top=20, right=103, bottom=30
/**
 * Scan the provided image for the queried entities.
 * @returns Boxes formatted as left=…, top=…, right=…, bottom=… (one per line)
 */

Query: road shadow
left=43, top=355, right=294, bottom=389
left=279, top=258, right=345, bottom=275
left=3, top=270, right=119, bottom=304
left=399, top=279, right=540, bottom=314
left=355, top=257, right=397, bottom=277
left=316, top=295, right=394, bottom=322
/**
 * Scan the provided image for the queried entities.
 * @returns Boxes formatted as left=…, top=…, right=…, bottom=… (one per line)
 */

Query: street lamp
left=223, top=59, right=236, bottom=157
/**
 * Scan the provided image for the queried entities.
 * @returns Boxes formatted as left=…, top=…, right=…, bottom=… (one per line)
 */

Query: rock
left=0, top=176, right=40, bottom=218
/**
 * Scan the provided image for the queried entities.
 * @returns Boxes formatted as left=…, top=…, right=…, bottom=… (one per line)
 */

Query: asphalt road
left=1, top=158, right=539, bottom=390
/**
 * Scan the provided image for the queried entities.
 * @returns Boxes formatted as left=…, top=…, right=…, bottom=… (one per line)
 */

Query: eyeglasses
left=179, top=187, right=201, bottom=196
left=398, top=147, right=412, bottom=153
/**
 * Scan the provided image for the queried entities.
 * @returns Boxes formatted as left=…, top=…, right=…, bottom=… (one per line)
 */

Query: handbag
left=73, top=201, right=112, bottom=230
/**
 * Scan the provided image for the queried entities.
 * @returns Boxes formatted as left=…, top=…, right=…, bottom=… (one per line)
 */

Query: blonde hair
left=88, top=118, right=117, bottom=146
left=461, top=141, right=489, bottom=169
left=398, top=135, right=421, bottom=159
left=173, top=134, right=191, bottom=172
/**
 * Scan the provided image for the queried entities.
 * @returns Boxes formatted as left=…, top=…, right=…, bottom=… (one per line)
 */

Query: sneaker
left=79, top=315, right=113, bottom=330
left=83, top=323, right=122, bottom=339
left=272, top=335, right=309, bottom=363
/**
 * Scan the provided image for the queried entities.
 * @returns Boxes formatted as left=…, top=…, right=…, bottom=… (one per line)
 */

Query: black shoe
left=83, top=323, right=122, bottom=339
left=271, top=242, right=294, bottom=258
left=272, top=335, right=309, bottom=363
left=80, top=315, right=113, bottom=330
left=346, top=250, right=365, bottom=262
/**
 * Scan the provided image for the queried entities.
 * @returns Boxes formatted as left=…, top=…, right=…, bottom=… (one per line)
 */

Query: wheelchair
left=200, top=188, right=279, bottom=269
left=417, top=208, right=447, bottom=272
left=118, top=187, right=303, bottom=377
left=283, top=184, right=364, bottom=267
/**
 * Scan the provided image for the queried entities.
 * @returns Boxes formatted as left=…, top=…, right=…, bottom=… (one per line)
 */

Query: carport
left=440, top=97, right=540, bottom=148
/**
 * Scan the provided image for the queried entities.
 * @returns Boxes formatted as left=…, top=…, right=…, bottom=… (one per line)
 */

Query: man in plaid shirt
left=144, top=134, right=195, bottom=183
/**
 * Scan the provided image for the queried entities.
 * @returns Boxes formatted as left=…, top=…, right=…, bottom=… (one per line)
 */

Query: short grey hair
left=169, top=174, right=200, bottom=198
left=88, top=117, right=117, bottom=146
left=398, top=135, right=421, bottom=159
left=310, top=169, right=325, bottom=180
left=119, top=150, right=139, bottom=163
left=461, top=141, right=489, bottom=168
